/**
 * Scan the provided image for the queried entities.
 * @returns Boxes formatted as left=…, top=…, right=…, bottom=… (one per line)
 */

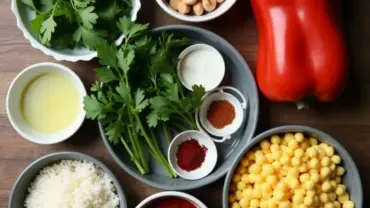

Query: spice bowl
left=177, top=44, right=225, bottom=92
left=168, top=130, right=218, bottom=180
left=136, top=191, right=207, bottom=208
left=196, top=86, right=247, bottom=143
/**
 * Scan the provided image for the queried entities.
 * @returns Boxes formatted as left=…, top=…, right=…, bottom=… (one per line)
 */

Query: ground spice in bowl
left=176, top=139, right=208, bottom=172
left=206, top=100, right=236, bottom=129
left=146, top=196, right=196, bottom=208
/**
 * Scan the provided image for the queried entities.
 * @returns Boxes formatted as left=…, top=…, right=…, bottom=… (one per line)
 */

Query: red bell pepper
left=252, top=0, right=348, bottom=102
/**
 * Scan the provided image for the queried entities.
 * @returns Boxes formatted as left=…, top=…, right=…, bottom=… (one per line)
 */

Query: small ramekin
left=6, top=62, right=87, bottom=144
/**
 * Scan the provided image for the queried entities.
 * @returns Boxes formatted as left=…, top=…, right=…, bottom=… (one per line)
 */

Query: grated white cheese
left=25, top=160, right=120, bottom=208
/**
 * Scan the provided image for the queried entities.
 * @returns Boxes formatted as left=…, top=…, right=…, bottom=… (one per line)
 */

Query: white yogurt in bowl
left=178, top=44, right=225, bottom=91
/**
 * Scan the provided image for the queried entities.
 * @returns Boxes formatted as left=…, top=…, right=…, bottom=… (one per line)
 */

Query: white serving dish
left=6, top=62, right=87, bottom=144
left=168, top=130, right=218, bottom=180
left=136, top=191, right=208, bottom=208
left=156, top=0, right=237, bottom=22
left=11, top=0, right=141, bottom=62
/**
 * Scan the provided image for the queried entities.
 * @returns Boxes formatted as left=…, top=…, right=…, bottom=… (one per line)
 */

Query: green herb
left=83, top=17, right=205, bottom=177
left=21, top=0, right=132, bottom=50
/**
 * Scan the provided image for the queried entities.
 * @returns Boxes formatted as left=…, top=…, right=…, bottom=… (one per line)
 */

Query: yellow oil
left=20, top=73, right=80, bottom=133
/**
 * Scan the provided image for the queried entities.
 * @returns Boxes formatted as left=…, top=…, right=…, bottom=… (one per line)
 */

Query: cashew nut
left=182, top=0, right=198, bottom=5
left=217, top=0, right=224, bottom=3
left=193, top=2, right=204, bottom=16
left=177, top=1, right=191, bottom=14
left=169, top=0, right=180, bottom=10
left=202, top=0, right=217, bottom=12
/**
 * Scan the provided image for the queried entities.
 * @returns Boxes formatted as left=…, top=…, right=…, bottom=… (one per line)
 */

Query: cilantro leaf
left=191, top=85, right=206, bottom=109
left=96, top=43, right=118, bottom=68
left=78, top=6, right=98, bottom=30
left=95, top=67, right=118, bottom=83
left=117, top=49, right=135, bottom=74
left=39, top=0, right=55, bottom=12
left=98, top=0, right=121, bottom=20
left=135, top=89, right=149, bottom=112
left=73, top=26, right=106, bottom=49
left=117, top=16, right=149, bottom=40
left=91, top=81, right=101, bottom=92
left=54, top=2, right=75, bottom=22
left=116, top=82, right=130, bottom=103
left=40, top=15, right=56, bottom=45
left=160, top=73, right=173, bottom=84
left=83, top=95, right=105, bottom=120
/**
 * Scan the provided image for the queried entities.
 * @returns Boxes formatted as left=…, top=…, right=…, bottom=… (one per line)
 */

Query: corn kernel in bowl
left=228, top=132, right=355, bottom=208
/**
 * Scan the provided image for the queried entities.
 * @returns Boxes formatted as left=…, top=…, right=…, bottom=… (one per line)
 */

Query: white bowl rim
left=6, top=62, right=87, bottom=145
left=8, top=151, right=127, bottom=208
left=135, top=191, right=208, bottom=208
left=11, top=0, right=142, bottom=62
left=156, top=0, right=237, bottom=22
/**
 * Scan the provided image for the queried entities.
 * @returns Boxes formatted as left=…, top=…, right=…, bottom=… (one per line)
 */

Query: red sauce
left=146, top=196, right=196, bottom=208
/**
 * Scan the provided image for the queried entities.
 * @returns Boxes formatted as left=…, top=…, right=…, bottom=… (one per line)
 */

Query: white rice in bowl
left=25, top=160, right=120, bottom=208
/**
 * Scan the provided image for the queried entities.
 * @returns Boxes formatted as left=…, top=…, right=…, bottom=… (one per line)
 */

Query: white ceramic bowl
left=168, top=130, right=218, bottom=180
left=11, top=0, right=141, bottom=62
left=136, top=191, right=208, bottom=208
left=156, top=0, right=237, bottom=22
left=6, top=62, right=87, bottom=144
left=177, top=44, right=225, bottom=92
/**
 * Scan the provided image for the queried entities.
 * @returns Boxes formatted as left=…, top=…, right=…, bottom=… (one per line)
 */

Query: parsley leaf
left=98, top=0, right=121, bottom=20
left=146, top=112, right=158, bottom=128
left=117, top=49, right=135, bottom=74
left=40, top=15, right=57, bottom=45
left=83, top=95, right=106, bottom=120
left=135, top=89, right=149, bottom=112
left=73, top=26, right=106, bottom=49
left=117, top=16, right=149, bottom=41
left=105, top=121, right=122, bottom=144
left=31, top=13, right=46, bottom=35
left=78, top=6, right=98, bottom=30
left=21, top=0, right=37, bottom=10
left=72, top=0, right=93, bottom=9
left=96, top=43, right=118, bottom=68
left=191, top=85, right=206, bottom=108
left=95, top=67, right=118, bottom=83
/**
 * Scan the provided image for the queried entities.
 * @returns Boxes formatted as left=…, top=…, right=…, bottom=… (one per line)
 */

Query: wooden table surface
left=1, top=0, right=370, bottom=207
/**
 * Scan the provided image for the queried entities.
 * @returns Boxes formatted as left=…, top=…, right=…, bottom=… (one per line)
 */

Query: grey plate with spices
left=100, top=25, right=259, bottom=190
left=9, top=152, right=127, bottom=208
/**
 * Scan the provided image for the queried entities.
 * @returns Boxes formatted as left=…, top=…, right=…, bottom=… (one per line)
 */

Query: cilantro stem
left=120, top=137, right=146, bottom=175
left=162, top=123, right=171, bottom=144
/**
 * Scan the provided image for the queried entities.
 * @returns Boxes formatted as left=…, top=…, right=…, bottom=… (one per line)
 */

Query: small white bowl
left=168, top=130, right=218, bottom=180
left=177, top=44, right=225, bottom=92
left=136, top=191, right=208, bottom=208
left=6, top=62, right=87, bottom=144
left=11, top=0, right=141, bottom=62
left=199, top=91, right=244, bottom=137
left=156, top=0, right=237, bottom=22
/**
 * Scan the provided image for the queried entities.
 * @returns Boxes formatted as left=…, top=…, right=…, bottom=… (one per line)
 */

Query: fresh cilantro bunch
left=21, top=0, right=131, bottom=49
left=83, top=17, right=205, bottom=177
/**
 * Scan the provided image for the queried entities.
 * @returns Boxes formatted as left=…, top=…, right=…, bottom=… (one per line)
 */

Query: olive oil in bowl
left=20, top=73, right=80, bottom=133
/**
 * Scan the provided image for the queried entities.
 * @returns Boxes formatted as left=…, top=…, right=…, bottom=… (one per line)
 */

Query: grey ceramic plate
left=9, top=152, right=127, bottom=208
left=100, top=25, right=259, bottom=190
left=223, top=125, right=363, bottom=208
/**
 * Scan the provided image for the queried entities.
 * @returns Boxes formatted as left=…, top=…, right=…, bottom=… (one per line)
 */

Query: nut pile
left=168, top=0, right=225, bottom=16
left=228, top=132, right=355, bottom=208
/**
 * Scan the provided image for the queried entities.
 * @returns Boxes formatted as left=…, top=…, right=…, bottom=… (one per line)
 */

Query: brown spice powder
left=206, top=100, right=236, bottom=129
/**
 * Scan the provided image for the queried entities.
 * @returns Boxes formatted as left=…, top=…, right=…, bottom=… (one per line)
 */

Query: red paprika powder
left=207, top=100, right=236, bottom=129
left=176, top=138, right=207, bottom=172
left=147, top=197, right=196, bottom=208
